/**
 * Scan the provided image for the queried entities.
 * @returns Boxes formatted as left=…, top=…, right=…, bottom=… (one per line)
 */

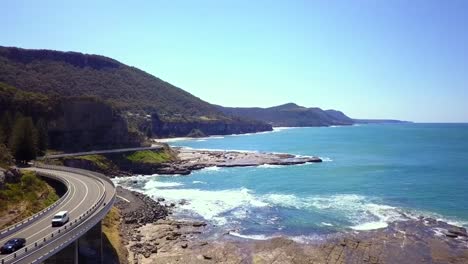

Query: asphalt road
left=0, top=167, right=115, bottom=264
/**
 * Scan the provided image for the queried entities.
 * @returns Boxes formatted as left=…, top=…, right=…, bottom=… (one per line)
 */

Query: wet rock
left=448, top=227, right=467, bottom=237
left=192, top=221, right=206, bottom=227
left=445, top=232, right=458, bottom=238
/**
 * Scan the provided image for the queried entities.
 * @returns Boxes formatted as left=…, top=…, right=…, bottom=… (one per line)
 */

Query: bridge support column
left=44, top=221, right=103, bottom=264
left=44, top=240, right=78, bottom=264
left=78, top=220, right=103, bottom=264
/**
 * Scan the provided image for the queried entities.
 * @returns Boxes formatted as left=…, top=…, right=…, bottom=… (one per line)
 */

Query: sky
left=2, top=0, right=467, bottom=122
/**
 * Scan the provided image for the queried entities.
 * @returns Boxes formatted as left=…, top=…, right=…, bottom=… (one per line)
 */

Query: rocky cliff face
left=151, top=114, right=273, bottom=138
left=48, top=99, right=141, bottom=152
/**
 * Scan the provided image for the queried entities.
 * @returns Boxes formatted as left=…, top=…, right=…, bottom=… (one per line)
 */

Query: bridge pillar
left=44, top=221, right=103, bottom=264
left=78, top=220, right=103, bottom=264
left=43, top=240, right=78, bottom=264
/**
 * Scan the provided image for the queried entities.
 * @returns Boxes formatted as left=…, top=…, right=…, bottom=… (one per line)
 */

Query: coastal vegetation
left=125, top=150, right=175, bottom=164
left=0, top=46, right=228, bottom=120
left=103, top=206, right=127, bottom=263
left=63, top=155, right=117, bottom=171
left=0, top=170, right=59, bottom=228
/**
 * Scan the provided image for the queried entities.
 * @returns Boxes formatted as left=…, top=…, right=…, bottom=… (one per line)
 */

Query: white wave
left=128, top=174, right=468, bottom=231
left=144, top=180, right=183, bottom=189
left=258, top=164, right=286, bottom=169
left=181, top=147, right=258, bottom=153
left=228, top=130, right=277, bottom=137
left=111, top=174, right=153, bottom=185
left=229, top=232, right=325, bottom=244
left=319, top=157, right=333, bottom=162
left=201, top=166, right=221, bottom=172
left=192, top=181, right=206, bottom=184
left=261, top=193, right=411, bottom=230
left=309, top=194, right=411, bottom=230
left=229, top=232, right=273, bottom=240
left=154, top=137, right=193, bottom=143
left=351, top=221, right=389, bottom=230
left=261, top=193, right=307, bottom=209
left=141, top=186, right=268, bottom=225
left=273, top=127, right=300, bottom=131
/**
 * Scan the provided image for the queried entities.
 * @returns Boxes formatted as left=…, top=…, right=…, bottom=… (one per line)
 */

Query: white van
left=51, top=211, right=69, bottom=227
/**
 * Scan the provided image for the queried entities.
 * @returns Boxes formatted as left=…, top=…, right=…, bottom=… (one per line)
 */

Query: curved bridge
left=0, top=165, right=116, bottom=264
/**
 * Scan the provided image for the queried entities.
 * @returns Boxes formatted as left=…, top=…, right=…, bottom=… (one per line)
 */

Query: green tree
left=145, top=125, right=153, bottom=139
left=9, top=117, right=37, bottom=164
left=0, top=111, right=13, bottom=145
left=36, top=118, right=48, bottom=156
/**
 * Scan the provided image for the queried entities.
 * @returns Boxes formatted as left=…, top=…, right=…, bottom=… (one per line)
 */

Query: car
left=0, top=238, right=26, bottom=254
left=51, top=211, right=69, bottom=227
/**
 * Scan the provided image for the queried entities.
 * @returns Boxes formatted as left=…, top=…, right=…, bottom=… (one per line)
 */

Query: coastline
left=152, top=126, right=300, bottom=143
left=57, top=146, right=322, bottom=177
left=109, top=144, right=468, bottom=263
left=116, top=186, right=468, bottom=264
left=49, top=128, right=468, bottom=263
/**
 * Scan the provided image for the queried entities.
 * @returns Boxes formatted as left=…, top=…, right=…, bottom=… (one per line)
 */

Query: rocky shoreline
left=115, top=187, right=468, bottom=264
left=154, top=147, right=322, bottom=175
left=57, top=147, right=322, bottom=177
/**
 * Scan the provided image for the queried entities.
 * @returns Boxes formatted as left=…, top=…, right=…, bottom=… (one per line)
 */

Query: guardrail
left=30, top=188, right=115, bottom=264
left=0, top=172, right=71, bottom=239
left=36, top=164, right=115, bottom=192
left=0, top=165, right=115, bottom=264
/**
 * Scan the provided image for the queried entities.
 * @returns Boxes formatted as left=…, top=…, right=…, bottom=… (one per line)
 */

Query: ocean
left=113, top=123, right=468, bottom=242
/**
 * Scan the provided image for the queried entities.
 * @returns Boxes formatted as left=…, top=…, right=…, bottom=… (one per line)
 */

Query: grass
left=102, top=206, right=127, bottom=263
left=125, top=150, right=174, bottom=164
left=67, top=154, right=113, bottom=170
left=0, top=170, right=59, bottom=228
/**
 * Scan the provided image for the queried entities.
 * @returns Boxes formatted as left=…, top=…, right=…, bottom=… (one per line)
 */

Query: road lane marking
left=117, top=195, right=130, bottom=203
left=0, top=171, right=77, bottom=245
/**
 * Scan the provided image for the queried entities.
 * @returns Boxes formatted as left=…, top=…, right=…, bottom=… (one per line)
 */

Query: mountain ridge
left=0, top=46, right=272, bottom=137
left=217, top=104, right=355, bottom=127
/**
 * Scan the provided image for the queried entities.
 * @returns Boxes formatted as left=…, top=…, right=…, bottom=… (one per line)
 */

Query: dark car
left=0, top=238, right=26, bottom=254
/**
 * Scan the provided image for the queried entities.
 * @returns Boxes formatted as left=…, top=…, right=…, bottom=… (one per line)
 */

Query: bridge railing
left=0, top=172, right=71, bottom=239
left=0, top=166, right=115, bottom=264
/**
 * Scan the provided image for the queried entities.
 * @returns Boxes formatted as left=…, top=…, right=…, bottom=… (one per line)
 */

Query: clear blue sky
left=2, top=0, right=467, bottom=122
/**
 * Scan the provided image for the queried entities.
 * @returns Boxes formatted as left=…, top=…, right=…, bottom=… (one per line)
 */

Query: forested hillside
left=0, top=82, right=141, bottom=160
left=0, top=46, right=272, bottom=137
left=218, top=103, right=355, bottom=127
left=0, top=46, right=226, bottom=120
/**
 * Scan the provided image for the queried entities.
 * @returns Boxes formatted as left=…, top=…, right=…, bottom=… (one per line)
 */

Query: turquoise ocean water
left=114, top=124, right=468, bottom=241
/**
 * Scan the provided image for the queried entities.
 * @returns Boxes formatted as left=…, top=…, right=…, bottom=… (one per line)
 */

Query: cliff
left=0, top=82, right=142, bottom=153
left=151, top=113, right=272, bottom=137
left=48, top=98, right=142, bottom=152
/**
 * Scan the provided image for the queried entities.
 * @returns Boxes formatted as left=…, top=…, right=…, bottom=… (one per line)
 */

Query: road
left=0, top=166, right=115, bottom=264
left=40, top=146, right=163, bottom=159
